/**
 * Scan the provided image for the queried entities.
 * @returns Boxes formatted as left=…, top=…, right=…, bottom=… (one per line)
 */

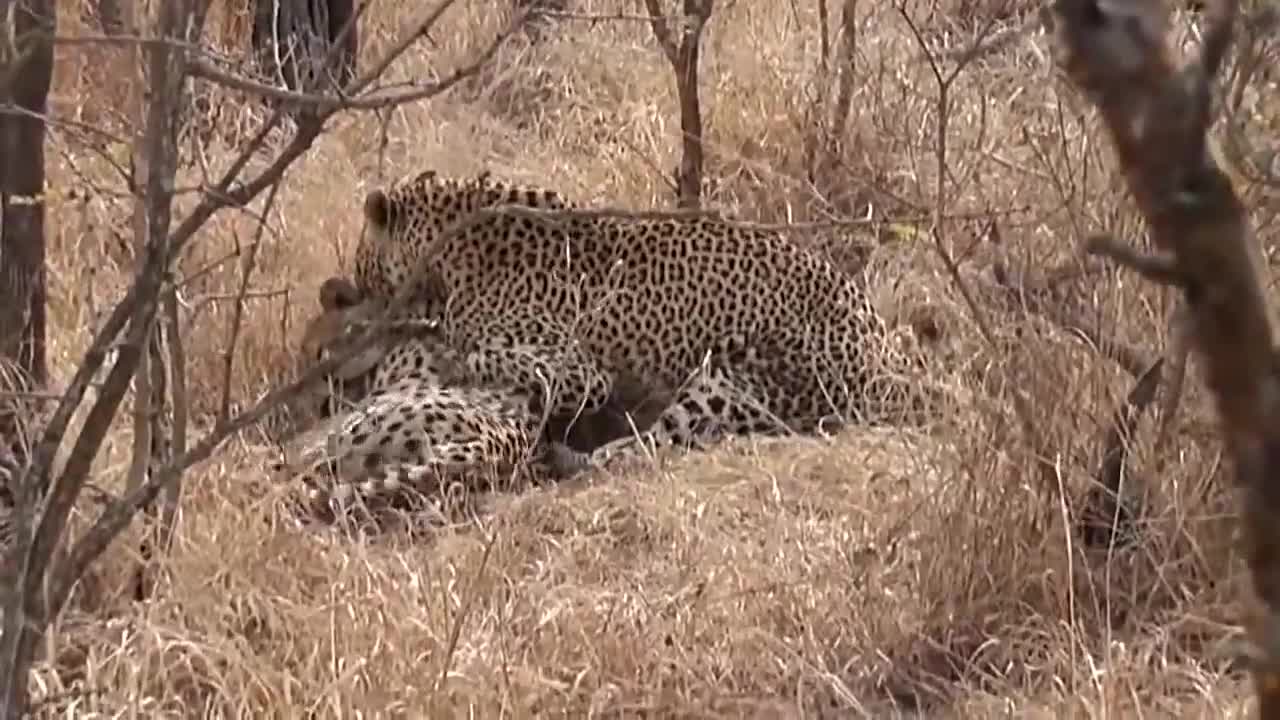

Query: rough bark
left=0, top=0, right=55, bottom=514
left=0, top=0, right=55, bottom=392
left=644, top=0, right=714, bottom=209
left=0, top=1, right=55, bottom=712
left=1048, top=0, right=1280, bottom=714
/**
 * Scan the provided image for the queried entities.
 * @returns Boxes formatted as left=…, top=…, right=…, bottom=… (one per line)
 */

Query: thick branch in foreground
left=1049, top=0, right=1280, bottom=713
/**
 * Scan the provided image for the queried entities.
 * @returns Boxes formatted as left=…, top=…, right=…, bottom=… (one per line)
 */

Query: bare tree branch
left=0, top=0, right=204, bottom=704
left=642, top=0, right=713, bottom=208
left=1047, top=0, right=1280, bottom=711
left=893, top=2, right=1068, bottom=521
left=218, top=179, right=281, bottom=426
left=187, top=11, right=522, bottom=113
left=135, top=286, right=187, bottom=600
left=1153, top=306, right=1191, bottom=466
left=123, top=0, right=187, bottom=601
left=170, top=2, right=526, bottom=251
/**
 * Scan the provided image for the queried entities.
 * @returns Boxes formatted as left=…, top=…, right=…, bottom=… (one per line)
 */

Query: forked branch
left=1049, top=0, right=1280, bottom=713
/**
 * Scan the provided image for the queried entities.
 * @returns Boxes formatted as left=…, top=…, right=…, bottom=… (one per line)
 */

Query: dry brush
left=0, top=0, right=537, bottom=714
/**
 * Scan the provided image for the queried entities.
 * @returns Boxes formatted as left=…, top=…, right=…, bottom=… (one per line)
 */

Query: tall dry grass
left=24, top=0, right=1271, bottom=715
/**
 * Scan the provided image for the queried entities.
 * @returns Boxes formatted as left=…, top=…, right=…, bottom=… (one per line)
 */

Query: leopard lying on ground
left=349, top=169, right=937, bottom=455
left=272, top=277, right=676, bottom=524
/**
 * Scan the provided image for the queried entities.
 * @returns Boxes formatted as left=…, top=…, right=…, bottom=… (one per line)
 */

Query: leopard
left=272, top=277, right=676, bottom=524
left=346, top=169, right=938, bottom=457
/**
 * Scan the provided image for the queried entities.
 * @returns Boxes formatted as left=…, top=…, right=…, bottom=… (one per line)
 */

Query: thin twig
left=539, top=9, right=674, bottom=22
left=218, top=179, right=281, bottom=426
left=168, top=4, right=528, bottom=251
left=895, top=0, right=1063, bottom=504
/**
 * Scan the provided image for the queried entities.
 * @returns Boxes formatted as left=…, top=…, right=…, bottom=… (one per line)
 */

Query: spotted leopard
left=348, top=169, right=936, bottom=454
left=273, top=277, right=674, bottom=524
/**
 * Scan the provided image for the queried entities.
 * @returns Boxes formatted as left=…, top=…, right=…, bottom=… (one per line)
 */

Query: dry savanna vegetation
left=13, top=0, right=1280, bottom=715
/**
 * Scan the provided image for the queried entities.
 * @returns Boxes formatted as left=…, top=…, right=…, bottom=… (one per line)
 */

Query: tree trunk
left=0, top=0, right=56, bottom=458
left=0, top=3, right=56, bottom=712
left=643, top=0, right=714, bottom=210
left=252, top=0, right=358, bottom=95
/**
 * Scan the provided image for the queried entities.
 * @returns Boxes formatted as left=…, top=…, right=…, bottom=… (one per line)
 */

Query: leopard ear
left=319, top=276, right=361, bottom=311
left=363, top=189, right=391, bottom=230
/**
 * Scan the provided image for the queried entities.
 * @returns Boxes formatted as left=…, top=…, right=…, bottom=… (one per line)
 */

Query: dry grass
left=24, top=0, right=1277, bottom=715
